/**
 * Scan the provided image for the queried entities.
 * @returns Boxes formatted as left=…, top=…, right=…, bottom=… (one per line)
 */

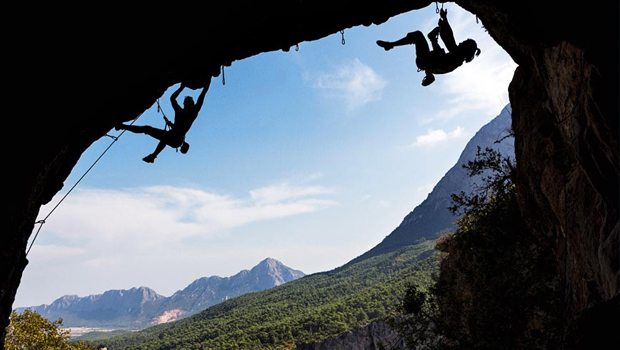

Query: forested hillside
left=104, top=242, right=436, bottom=349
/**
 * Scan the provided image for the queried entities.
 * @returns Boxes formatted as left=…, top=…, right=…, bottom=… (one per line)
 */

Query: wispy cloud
left=411, top=126, right=466, bottom=148
left=307, top=58, right=387, bottom=110
left=250, top=183, right=333, bottom=204
left=19, top=182, right=338, bottom=305
left=423, top=6, right=517, bottom=122
left=25, top=182, right=336, bottom=273
left=35, top=184, right=336, bottom=245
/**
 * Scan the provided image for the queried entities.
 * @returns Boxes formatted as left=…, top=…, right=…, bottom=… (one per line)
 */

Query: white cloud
left=18, top=183, right=336, bottom=303
left=28, top=245, right=86, bottom=261
left=34, top=184, right=336, bottom=246
left=15, top=180, right=347, bottom=306
left=250, top=183, right=333, bottom=204
left=423, top=6, right=517, bottom=122
left=411, top=126, right=466, bottom=148
left=308, top=58, right=387, bottom=110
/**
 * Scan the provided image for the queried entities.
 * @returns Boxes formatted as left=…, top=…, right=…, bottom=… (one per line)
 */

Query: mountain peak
left=254, top=258, right=304, bottom=287
left=251, top=258, right=302, bottom=278
left=258, top=257, right=282, bottom=267
left=17, top=259, right=305, bottom=329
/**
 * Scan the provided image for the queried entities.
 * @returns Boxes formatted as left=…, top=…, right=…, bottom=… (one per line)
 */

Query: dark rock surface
left=462, top=1, right=619, bottom=342
left=4, top=1, right=617, bottom=346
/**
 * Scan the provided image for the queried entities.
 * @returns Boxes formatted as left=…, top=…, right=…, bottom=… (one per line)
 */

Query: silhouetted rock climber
left=377, top=9, right=480, bottom=86
left=117, top=78, right=210, bottom=163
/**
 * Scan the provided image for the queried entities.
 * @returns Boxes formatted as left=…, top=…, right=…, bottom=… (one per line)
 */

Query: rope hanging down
left=25, top=111, right=145, bottom=256
left=435, top=2, right=446, bottom=14
left=221, top=65, right=226, bottom=86
left=156, top=99, right=170, bottom=130
left=156, top=99, right=167, bottom=119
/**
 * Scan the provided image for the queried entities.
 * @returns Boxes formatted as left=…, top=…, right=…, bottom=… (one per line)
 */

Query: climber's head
left=183, top=96, right=195, bottom=109
left=180, top=142, right=190, bottom=154
left=460, top=39, right=481, bottom=63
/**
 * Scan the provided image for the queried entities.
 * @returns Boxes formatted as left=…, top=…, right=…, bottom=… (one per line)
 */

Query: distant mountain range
left=348, top=104, right=513, bottom=265
left=102, top=105, right=515, bottom=349
left=17, top=258, right=304, bottom=328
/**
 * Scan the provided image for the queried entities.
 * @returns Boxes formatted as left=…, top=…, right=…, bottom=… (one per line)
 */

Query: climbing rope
left=25, top=111, right=146, bottom=257
left=156, top=97, right=180, bottom=153
left=156, top=99, right=166, bottom=118
left=156, top=99, right=170, bottom=130
left=435, top=1, right=444, bottom=14
left=340, top=30, right=346, bottom=45
left=221, top=65, right=226, bottom=86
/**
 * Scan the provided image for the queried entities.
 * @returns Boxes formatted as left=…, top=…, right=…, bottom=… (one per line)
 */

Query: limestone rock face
left=510, top=43, right=619, bottom=315
left=461, top=1, right=619, bottom=342
left=464, top=1, right=618, bottom=343
left=3, top=0, right=618, bottom=346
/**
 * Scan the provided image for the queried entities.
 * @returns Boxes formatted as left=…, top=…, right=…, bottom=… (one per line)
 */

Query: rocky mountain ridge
left=17, top=258, right=304, bottom=328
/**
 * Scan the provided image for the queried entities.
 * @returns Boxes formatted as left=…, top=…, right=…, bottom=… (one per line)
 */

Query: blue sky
left=16, top=5, right=515, bottom=306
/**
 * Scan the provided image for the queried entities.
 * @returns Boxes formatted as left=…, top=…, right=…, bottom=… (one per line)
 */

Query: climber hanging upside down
left=117, top=78, right=210, bottom=163
left=377, top=8, right=481, bottom=86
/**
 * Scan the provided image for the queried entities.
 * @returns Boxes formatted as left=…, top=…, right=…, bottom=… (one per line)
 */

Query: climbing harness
left=156, top=98, right=182, bottom=153
left=340, top=30, right=346, bottom=45
left=25, top=111, right=146, bottom=256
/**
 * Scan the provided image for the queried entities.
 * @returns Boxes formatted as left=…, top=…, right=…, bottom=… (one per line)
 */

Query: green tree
left=5, top=310, right=94, bottom=350
left=398, top=147, right=561, bottom=349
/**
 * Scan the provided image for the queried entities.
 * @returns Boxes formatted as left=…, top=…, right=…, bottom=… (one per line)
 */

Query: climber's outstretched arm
left=195, top=77, right=211, bottom=111
left=170, top=83, right=185, bottom=113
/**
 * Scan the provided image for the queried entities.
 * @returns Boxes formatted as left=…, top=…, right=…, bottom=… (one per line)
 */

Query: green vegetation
left=103, top=241, right=436, bottom=349
left=5, top=309, right=95, bottom=350
left=399, top=147, right=561, bottom=349
left=77, top=329, right=133, bottom=342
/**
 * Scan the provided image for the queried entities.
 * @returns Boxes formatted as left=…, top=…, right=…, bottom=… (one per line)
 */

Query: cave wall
left=456, top=0, right=619, bottom=340
left=4, top=0, right=618, bottom=346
